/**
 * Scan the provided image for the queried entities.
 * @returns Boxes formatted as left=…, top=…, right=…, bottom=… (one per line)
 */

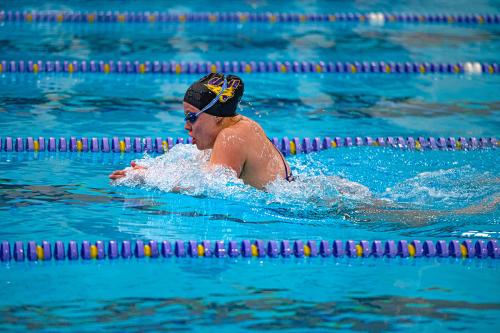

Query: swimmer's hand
left=109, top=161, right=146, bottom=180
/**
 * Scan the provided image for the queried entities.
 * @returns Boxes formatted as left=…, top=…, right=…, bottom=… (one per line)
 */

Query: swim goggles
left=184, top=75, right=228, bottom=124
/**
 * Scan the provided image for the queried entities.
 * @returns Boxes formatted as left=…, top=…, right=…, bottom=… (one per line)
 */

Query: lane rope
left=1, top=10, right=498, bottom=25
left=0, top=60, right=497, bottom=75
left=1, top=239, right=498, bottom=262
left=1, top=136, right=498, bottom=155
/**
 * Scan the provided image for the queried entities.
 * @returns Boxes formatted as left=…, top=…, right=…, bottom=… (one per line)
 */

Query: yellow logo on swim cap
left=205, top=78, right=241, bottom=103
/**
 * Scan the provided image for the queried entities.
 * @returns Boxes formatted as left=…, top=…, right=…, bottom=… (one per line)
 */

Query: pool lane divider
left=0, top=60, right=498, bottom=75
left=1, top=10, right=499, bottom=25
left=1, top=239, right=498, bottom=262
left=0, top=136, right=498, bottom=155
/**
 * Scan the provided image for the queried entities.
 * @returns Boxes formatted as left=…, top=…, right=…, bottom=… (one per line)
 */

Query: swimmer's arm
left=109, top=161, right=146, bottom=180
left=109, top=161, right=189, bottom=193
left=209, top=129, right=246, bottom=177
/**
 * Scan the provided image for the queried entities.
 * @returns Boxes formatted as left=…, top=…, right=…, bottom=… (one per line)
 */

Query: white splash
left=383, top=166, right=499, bottom=207
left=112, top=144, right=374, bottom=210
left=114, top=144, right=251, bottom=197
left=111, top=148, right=499, bottom=221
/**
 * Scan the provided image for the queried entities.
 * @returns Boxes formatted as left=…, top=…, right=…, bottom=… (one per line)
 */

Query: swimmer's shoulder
left=215, top=121, right=248, bottom=147
left=215, top=116, right=263, bottom=150
left=216, top=116, right=269, bottom=152
left=231, top=116, right=265, bottom=136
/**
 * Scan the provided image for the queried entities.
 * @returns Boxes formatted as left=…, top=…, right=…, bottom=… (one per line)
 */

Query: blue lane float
left=0, top=60, right=497, bottom=75
left=0, top=136, right=498, bottom=155
left=1, top=10, right=498, bottom=25
left=1, top=239, right=498, bottom=262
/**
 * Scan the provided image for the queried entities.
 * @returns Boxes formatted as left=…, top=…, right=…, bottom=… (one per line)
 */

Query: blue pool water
left=1, top=74, right=499, bottom=139
left=1, top=19, right=499, bottom=63
left=1, top=0, right=499, bottom=332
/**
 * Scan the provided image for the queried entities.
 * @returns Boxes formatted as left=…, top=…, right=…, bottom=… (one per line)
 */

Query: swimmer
left=109, top=73, right=293, bottom=189
left=108, top=73, right=499, bottom=224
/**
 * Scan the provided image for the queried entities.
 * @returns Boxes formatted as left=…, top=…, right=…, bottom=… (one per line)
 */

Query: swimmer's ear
left=215, top=117, right=223, bottom=124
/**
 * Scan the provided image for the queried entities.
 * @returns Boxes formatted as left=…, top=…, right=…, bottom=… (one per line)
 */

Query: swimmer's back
left=215, top=116, right=290, bottom=189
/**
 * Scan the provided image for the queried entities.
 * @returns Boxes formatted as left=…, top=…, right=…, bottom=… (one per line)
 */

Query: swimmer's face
left=183, top=102, right=220, bottom=150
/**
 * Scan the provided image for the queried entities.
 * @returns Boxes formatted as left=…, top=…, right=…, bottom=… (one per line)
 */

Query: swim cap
left=183, top=73, right=244, bottom=117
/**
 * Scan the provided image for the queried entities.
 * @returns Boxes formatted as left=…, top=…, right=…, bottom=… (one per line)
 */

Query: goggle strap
left=197, top=75, right=228, bottom=115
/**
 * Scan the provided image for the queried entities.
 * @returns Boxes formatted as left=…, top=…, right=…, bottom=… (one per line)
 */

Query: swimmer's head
left=183, top=73, right=244, bottom=118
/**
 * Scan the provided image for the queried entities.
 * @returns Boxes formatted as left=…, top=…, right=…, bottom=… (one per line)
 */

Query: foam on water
left=114, top=145, right=259, bottom=199
left=112, top=145, right=498, bottom=223
left=112, top=145, right=373, bottom=210
left=382, top=166, right=499, bottom=208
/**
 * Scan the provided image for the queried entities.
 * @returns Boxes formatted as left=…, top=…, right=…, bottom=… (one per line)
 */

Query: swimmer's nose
left=184, top=121, right=191, bottom=131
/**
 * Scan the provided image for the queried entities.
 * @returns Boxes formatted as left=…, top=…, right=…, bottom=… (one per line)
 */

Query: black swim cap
left=183, top=73, right=244, bottom=117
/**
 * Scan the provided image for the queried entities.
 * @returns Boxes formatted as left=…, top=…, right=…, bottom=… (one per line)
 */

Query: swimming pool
left=1, top=0, right=499, bottom=332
